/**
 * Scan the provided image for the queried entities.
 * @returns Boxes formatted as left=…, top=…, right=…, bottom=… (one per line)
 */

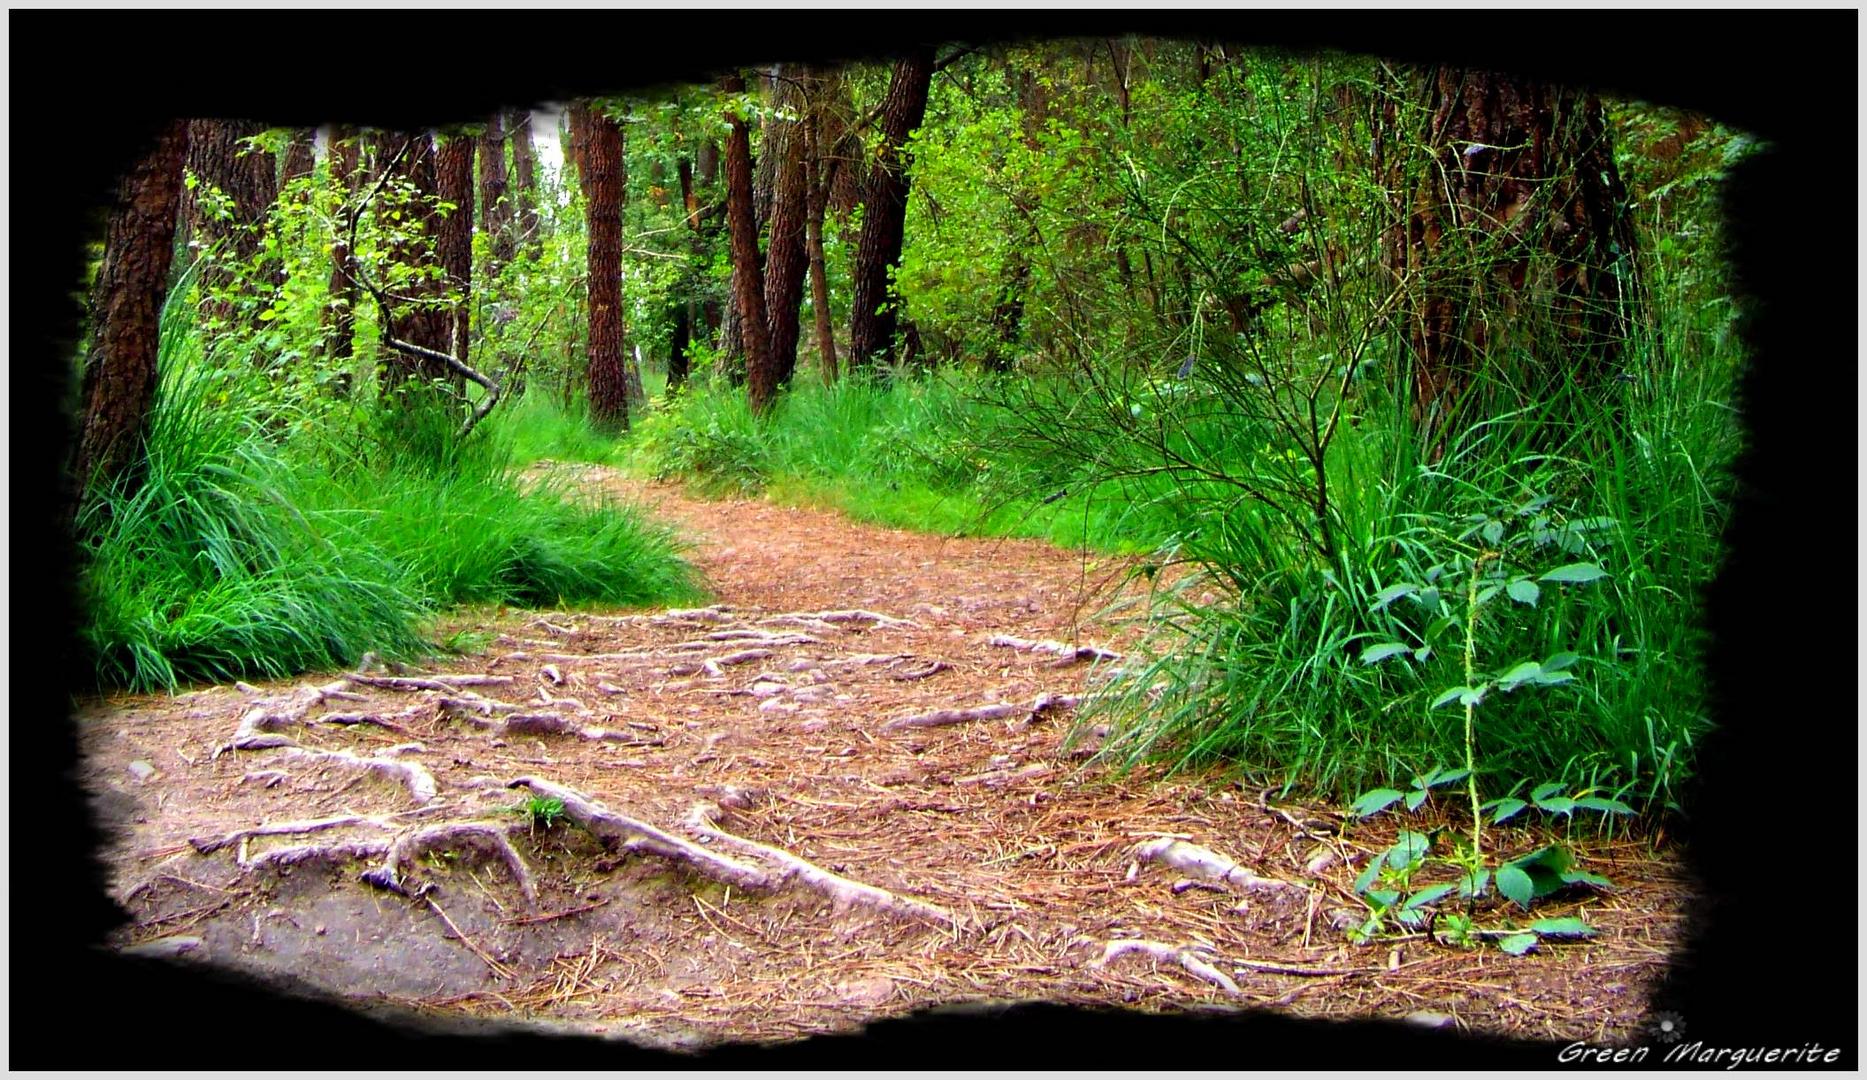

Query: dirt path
left=78, top=463, right=1685, bottom=1050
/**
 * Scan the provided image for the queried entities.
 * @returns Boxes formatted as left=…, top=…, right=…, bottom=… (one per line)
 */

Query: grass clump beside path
left=76, top=310, right=702, bottom=694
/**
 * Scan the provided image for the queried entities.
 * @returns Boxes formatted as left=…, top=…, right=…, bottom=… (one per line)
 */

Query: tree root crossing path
left=81, top=463, right=1683, bottom=1050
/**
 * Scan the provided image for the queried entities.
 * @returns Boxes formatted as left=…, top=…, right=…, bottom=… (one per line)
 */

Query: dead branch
left=684, top=802, right=957, bottom=929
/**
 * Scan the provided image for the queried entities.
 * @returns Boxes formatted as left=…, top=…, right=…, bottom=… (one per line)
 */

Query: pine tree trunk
left=185, top=118, right=277, bottom=341
left=581, top=104, right=629, bottom=429
left=280, top=129, right=316, bottom=194
left=378, top=133, right=452, bottom=393
left=762, top=64, right=810, bottom=389
left=72, top=120, right=188, bottom=519
left=434, top=133, right=476, bottom=368
left=324, top=127, right=362, bottom=372
left=478, top=112, right=514, bottom=269
left=723, top=72, right=774, bottom=414
left=848, top=48, right=935, bottom=369
left=507, top=109, right=540, bottom=251
left=803, top=66, right=840, bottom=382
left=1395, top=67, right=1642, bottom=433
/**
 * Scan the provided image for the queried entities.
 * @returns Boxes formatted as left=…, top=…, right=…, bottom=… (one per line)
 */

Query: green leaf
left=1457, top=868, right=1491, bottom=897
left=1475, top=584, right=1502, bottom=608
left=1371, top=583, right=1420, bottom=610
left=1541, top=563, right=1608, bottom=584
left=1350, top=788, right=1406, bottom=818
left=1560, top=869, right=1613, bottom=889
left=1527, top=917, right=1597, bottom=938
left=1530, top=782, right=1566, bottom=803
left=1536, top=796, right=1576, bottom=815
left=1540, top=652, right=1580, bottom=673
left=1430, top=768, right=1471, bottom=787
left=1366, top=888, right=1400, bottom=908
left=1354, top=858, right=1383, bottom=895
left=1496, top=865, right=1535, bottom=909
left=1487, top=798, right=1528, bottom=824
left=1404, top=789, right=1428, bottom=812
left=1530, top=670, right=1575, bottom=687
left=1403, top=883, right=1456, bottom=911
left=1496, top=660, right=1543, bottom=691
left=1413, top=646, right=1433, bottom=662
left=1359, top=642, right=1411, bottom=664
left=1482, top=520, right=1506, bottom=545
left=1506, top=579, right=1541, bottom=606
left=1571, top=796, right=1635, bottom=816
left=1497, top=932, right=1540, bottom=956
left=1430, top=687, right=1468, bottom=710
left=1459, top=685, right=1489, bottom=708
left=1389, top=831, right=1431, bottom=867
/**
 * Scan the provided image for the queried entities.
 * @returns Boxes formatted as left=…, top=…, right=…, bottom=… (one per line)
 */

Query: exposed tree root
left=1133, top=837, right=1302, bottom=893
left=761, top=609, right=919, bottom=631
left=245, top=837, right=393, bottom=872
left=438, top=692, right=522, bottom=718
left=500, top=712, right=659, bottom=745
left=506, top=777, right=773, bottom=891
left=348, top=673, right=515, bottom=693
left=668, top=648, right=772, bottom=677
left=881, top=693, right=1080, bottom=732
left=1092, top=939, right=1242, bottom=995
left=319, top=710, right=419, bottom=737
left=585, top=605, right=736, bottom=628
left=502, top=777, right=955, bottom=929
left=362, top=822, right=538, bottom=905
left=190, top=814, right=396, bottom=855
left=684, top=802, right=958, bottom=929
left=279, top=746, right=439, bottom=803
left=987, top=634, right=1122, bottom=666
left=213, top=679, right=361, bottom=757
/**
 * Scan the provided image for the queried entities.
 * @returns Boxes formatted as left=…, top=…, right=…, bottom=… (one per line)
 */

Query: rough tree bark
left=478, top=112, right=514, bottom=269
left=324, top=127, right=363, bottom=370
left=378, top=133, right=454, bottom=392
left=280, top=128, right=316, bottom=194
left=433, top=132, right=476, bottom=368
left=185, top=118, right=277, bottom=340
left=1393, top=67, right=1642, bottom=433
left=71, top=120, right=189, bottom=519
left=803, top=65, right=839, bottom=383
left=848, top=48, right=935, bottom=370
left=580, top=104, right=630, bottom=429
left=762, top=64, right=811, bottom=390
left=507, top=109, right=540, bottom=251
left=723, top=72, right=775, bottom=414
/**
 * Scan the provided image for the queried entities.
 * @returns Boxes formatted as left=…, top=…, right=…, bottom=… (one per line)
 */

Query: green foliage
left=75, top=303, right=701, bottom=693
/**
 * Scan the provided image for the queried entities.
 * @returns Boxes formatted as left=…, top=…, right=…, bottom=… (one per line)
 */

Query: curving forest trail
left=79, top=463, right=1686, bottom=1050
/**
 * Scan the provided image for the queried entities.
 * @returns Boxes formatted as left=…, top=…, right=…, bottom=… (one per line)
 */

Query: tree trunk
left=723, top=73, right=775, bottom=413
left=434, top=132, right=476, bottom=368
left=580, top=104, right=629, bottom=429
left=753, top=67, right=779, bottom=235
left=378, top=133, right=453, bottom=393
left=848, top=48, right=935, bottom=369
left=762, top=64, right=810, bottom=390
left=280, top=128, right=316, bottom=193
left=507, top=109, right=540, bottom=251
left=478, top=112, right=514, bottom=269
left=71, top=120, right=188, bottom=519
left=324, top=126, right=362, bottom=371
left=185, top=118, right=277, bottom=341
left=1396, top=67, right=1642, bottom=433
